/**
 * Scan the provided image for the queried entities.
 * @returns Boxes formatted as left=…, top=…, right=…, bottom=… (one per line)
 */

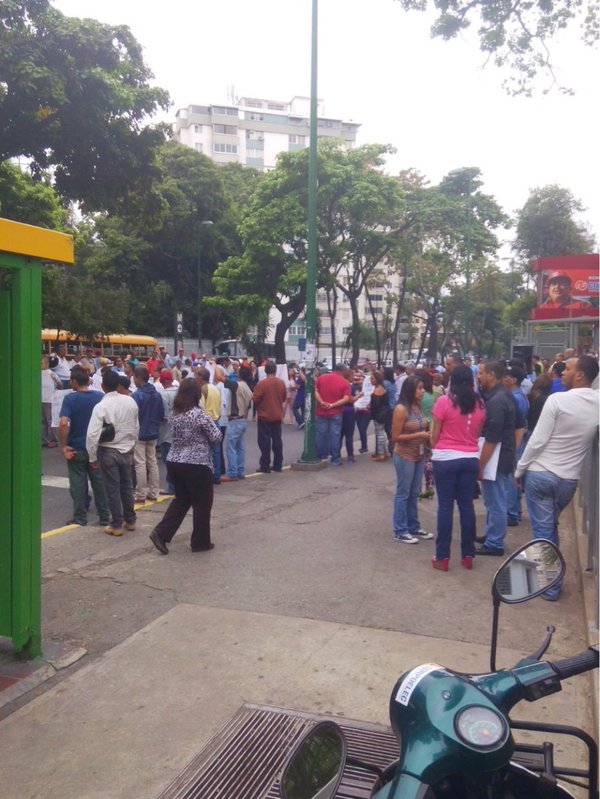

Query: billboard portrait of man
left=542, top=272, right=596, bottom=312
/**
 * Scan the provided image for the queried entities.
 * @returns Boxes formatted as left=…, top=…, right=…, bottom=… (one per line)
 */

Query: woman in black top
left=149, top=379, right=222, bottom=555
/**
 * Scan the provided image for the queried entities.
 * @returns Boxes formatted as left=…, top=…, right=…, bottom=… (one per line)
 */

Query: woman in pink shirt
left=430, top=365, right=486, bottom=571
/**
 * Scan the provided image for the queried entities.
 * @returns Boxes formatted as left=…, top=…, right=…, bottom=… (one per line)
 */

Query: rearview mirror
left=281, top=721, right=346, bottom=799
left=492, top=540, right=565, bottom=604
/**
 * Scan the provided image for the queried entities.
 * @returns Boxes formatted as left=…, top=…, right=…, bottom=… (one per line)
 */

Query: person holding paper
left=429, top=366, right=486, bottom=571
left=476, top=360, right=518, bottom=557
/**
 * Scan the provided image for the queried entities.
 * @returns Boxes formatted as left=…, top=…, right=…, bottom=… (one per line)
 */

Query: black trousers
left=340, top=410, right=356, bottom=457
left=153, top=462, right=213, bottom=550
left=257, top=420, right=283, bottom=471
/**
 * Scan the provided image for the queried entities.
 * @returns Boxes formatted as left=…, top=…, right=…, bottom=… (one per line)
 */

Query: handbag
left=99, top=421, right=116, bottom=443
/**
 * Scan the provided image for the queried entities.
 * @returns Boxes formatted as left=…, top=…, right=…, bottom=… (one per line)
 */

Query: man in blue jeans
left=314, top=364, right=351, bottom=465
left=515, top=355, right=599, bottom=600
left=476, top=360, right=518, bottom=556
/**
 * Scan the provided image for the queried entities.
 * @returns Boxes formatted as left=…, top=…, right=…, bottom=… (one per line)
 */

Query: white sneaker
left=413, top=529, right=434, bottom=540
left=395, top=533, right=419, bottom=544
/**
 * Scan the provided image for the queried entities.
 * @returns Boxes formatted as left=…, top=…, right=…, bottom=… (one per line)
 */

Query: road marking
left=41, top=469, right=285, bottom=538
left=42, top=475, right=70, bottom=489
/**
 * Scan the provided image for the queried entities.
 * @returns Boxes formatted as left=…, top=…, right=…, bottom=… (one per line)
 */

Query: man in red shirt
left=315, top=363, right=351, bottom=465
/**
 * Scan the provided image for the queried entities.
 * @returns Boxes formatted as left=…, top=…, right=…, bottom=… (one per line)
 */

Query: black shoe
left=272, top=467, right=282, bottom=472
left=213, top=479, right=221, bottom=485
left=256, top=467, right=271, bottom=473
left=149, top=530, right=168, bottom=555
left=475, top=535, right=487, bottom=544
left=191, top=543, right=215, bottom=552
left=67, top=519, right=87, bottom=527
left=476, top=545, right=504, bottom=557
left=507, top=519, right=519, bottom=527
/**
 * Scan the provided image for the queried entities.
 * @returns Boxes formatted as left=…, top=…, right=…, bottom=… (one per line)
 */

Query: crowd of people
left=42, top=344, right=599, bottom=598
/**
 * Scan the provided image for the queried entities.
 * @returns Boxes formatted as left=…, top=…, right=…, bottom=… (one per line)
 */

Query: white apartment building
left=173, top=95, right=360, bottom=170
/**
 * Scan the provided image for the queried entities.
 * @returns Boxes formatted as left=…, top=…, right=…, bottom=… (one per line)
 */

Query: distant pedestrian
left=41, top=354, right=62, bottom=447
left=86, top=369, right=139, bottom=537
left=252, top=361, right=287, bottom=473
left=59, top=368, right=110, bottom=527
left=194, top=366, right=223, bottom=484
left=131, top=365, right=164, bottom=503
left=157, top=369, right=178, bottom=494
left=149, top=378, right=222, bottom=555
left=370, top=371, right=390, bottom=461
left=221, top=365, right=253, bottom=481
left=353, top=369, right=373, bottom=453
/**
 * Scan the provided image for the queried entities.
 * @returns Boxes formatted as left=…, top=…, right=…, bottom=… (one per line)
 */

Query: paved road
left=41, top=420, right=361, bottom=532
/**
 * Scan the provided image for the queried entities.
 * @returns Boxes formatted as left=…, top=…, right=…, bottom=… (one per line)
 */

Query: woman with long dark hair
left=370, top=371, right=390, bottom=461
left=391, top=376, right=433, bottom=544
left=430, top=365, right=486, bottom=571
left=149, top=378, right=222, bottom=555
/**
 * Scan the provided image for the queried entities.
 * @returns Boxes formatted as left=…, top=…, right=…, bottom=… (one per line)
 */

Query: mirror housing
left=281, top=721, right=347, bottom=799
left=492, top=540, right=565, bottom=604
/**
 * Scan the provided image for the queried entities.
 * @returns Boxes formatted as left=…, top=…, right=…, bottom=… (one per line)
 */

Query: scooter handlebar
left=550, top=646, right=599, bottom=681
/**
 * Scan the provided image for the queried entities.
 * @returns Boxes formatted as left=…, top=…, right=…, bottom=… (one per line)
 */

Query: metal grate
left=156, top=704, right=399, bottom=799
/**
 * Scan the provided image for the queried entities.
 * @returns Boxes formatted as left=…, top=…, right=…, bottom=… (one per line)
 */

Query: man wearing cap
left=542, top=273, right=594, bottom=312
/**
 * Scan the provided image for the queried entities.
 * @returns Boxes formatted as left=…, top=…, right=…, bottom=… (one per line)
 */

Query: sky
left=54, top=0, right=599, bottom=249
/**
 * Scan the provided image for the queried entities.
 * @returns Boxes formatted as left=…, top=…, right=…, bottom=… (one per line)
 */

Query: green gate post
left=0, top=219, right=74, bottom=657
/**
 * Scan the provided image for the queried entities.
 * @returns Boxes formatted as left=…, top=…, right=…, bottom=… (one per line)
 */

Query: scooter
left=281, top=539, right=599, bottom=799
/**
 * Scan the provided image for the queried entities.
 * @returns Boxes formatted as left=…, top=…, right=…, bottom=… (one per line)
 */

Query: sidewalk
left=0, top=454, right=595, bottom=798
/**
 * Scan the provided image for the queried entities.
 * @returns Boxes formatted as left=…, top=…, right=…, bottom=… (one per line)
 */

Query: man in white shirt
left=87, top=369, right=140, bottom=537
left=51, top=344, right=73, bottom=388
left=515, top=354, right=599, bottom=600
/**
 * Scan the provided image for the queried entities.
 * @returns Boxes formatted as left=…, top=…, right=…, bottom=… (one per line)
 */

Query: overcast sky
left=54, top=0, right=599, bottom=249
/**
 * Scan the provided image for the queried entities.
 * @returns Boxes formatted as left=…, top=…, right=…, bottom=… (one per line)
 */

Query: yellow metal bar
left=0, top=217, right=74, bottom=264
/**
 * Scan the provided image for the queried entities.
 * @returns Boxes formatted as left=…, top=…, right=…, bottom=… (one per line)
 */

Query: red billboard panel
left=530, top=254, right=599, bottom=321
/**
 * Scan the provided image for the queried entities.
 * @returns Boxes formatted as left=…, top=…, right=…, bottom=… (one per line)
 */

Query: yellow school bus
left=41, top=329, right=158, bottom=362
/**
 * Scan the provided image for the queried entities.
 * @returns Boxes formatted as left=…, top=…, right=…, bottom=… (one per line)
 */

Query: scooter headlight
left=455, top=705, right=508, bottom=749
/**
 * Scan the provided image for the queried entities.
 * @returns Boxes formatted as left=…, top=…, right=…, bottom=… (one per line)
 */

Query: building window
left=212, top=106, right=238, bottom=116
left=195, top=143, right=203, bottom=153
left=214, top=124, right=237, bottom=135
left=246, top=130, right=264, bottom=140
left=289, top=134, right=306, bottom=145
left=267, top=102, right=285, bottom=110
left=249, top=112, right=264, bottom=121
left=214, top=143, right=238, bottom=154
left=194, top=124, right=202, bottom=133
left=320, top=327, right=331, bottom=335
left=246, top=99, right=264, bottom=108
left=246, top=148, right=263, bottom=159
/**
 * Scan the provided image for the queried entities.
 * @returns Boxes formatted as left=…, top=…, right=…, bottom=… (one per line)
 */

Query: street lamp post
left=197, top=220, right=214, bottom=353
left=299, top=0, right=319, bottom=464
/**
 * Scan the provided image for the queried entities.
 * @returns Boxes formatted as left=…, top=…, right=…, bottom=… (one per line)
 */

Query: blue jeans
left=507, top=437, right=527, bottom=522
left=226, top=418, right=247, bottom=477
left=480, top=473, right=511, bottom=551
left=393, top=455, right=425, bottom=537
left=432, top=458, right=479, bottom=559
left=355, top=411, right=370, bottom=451
left=292, top=396, right=305, bottom=427
left=315, top=414, right=343, bottom=464
left=159, top=442, right=175, bottom=493
left=212, top=441, right=221, bottom=482
left=525, top=470, right=577, bottom=599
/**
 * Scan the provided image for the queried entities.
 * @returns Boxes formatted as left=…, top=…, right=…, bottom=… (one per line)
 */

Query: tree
left=396, top=0, right=599, bottom=94
left=0, top=161, right=68, bottom=229
left=209, top=141, right=406, bottom=364
left=513, top=185, right=595, bottom=267
left=0, top=0, right=170, bottom=209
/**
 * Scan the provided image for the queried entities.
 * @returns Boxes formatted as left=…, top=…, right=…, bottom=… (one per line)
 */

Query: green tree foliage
left=76, top=141, right=230, bottom=337
left=209, top=141, right=406, bottom=363
left=0, top=161, right=68, bottom=229
left=0, top=0, right=170, bottom=209
left=396, top=0, right=598, bottom=94
left=513, top=185, right=595, bottom=266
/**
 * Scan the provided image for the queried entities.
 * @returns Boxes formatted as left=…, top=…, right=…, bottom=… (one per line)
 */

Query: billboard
left=530, top=254, right=599, bottom=321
